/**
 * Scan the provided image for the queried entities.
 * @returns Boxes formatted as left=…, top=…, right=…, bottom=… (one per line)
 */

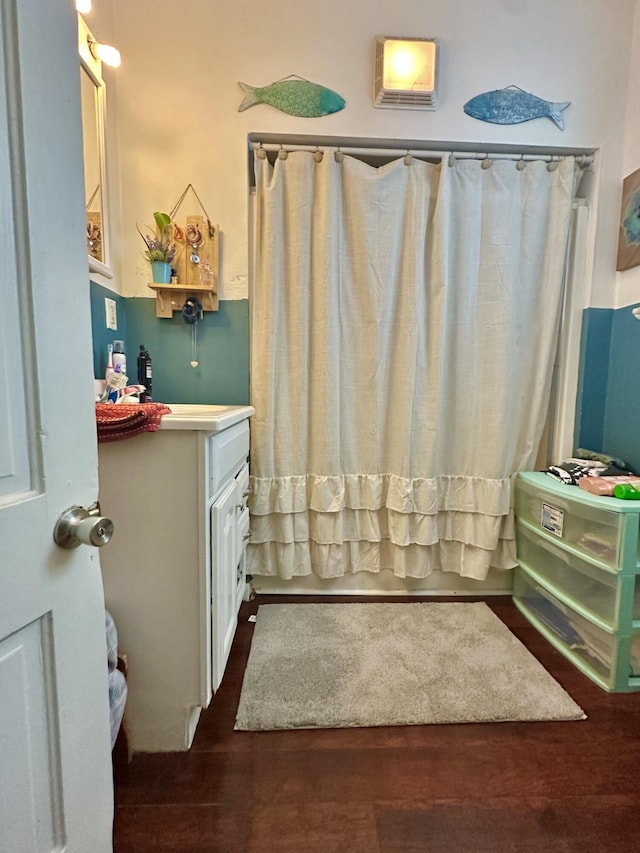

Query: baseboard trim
left=251, top=568, right=513, bottom=597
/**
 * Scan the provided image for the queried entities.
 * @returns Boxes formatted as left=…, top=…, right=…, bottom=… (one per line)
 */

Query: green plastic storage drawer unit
left=513, top=471, right=640, bottom=692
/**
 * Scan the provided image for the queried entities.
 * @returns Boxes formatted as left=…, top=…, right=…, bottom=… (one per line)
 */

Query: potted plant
left=138, top=211, right=177, bottom=283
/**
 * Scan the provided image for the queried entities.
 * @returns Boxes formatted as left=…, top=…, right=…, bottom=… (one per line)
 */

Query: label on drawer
left=541, top=503, right=564, bottom=537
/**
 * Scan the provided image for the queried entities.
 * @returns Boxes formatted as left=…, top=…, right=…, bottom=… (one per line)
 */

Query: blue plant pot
left=151, top=261, right=171, bottom=284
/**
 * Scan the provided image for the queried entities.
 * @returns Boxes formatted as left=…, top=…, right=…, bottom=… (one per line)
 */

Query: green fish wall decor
left=237, top=76, right=346, bottom=117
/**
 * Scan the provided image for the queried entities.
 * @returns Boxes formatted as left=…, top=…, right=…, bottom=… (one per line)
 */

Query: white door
left=0, top=2, right=113, bottom=851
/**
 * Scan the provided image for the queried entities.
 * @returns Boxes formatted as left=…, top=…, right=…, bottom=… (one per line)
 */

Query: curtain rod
left=250, top=141, right=594, bottom=168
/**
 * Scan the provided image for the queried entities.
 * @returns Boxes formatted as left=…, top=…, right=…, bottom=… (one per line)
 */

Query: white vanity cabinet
left=97, top=405, right=253, bottom=753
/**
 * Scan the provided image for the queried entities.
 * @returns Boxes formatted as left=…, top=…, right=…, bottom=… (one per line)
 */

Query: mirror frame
left=78, top=14, right=113, bottom=278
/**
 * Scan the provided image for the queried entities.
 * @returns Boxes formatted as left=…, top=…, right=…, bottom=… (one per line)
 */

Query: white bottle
left=105, top=343, right=118, bottom=403
left=112, top=340, right=127, bottom=376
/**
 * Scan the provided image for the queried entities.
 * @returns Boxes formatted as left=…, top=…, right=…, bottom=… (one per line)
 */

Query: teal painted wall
left=575, top=308, right=612, bottom=454
left=90, top=283, right=249, bottom=404
left=602, top=304, right=640, bottom=472
left=125, top=297, right=249, bottom=404
left=577, top=304, right=640, bottom=473
left=90, top=281, right=127, bottom=377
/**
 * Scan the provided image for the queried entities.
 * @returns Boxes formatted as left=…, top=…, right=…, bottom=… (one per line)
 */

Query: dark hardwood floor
left=112, top=595, right=640, bottom=852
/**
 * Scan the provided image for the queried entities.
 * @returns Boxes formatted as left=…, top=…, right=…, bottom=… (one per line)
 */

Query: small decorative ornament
left=182, top=298, right=202, bottom=368
left=238, top=75, right=346, bottom=117
left=463, top=85, right=570, bottom=130
left=87, top=220, right=101, bottom=258
left=186, top=223, right=203, bottom=265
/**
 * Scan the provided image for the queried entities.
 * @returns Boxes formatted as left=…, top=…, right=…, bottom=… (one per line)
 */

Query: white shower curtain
left=248, top=150, right=576, bottom=581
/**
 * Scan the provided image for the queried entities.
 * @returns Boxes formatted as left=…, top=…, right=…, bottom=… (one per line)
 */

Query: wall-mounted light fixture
left=87, top=35, right=121, bottom=68
left=374, top=36, right=439, bottom=110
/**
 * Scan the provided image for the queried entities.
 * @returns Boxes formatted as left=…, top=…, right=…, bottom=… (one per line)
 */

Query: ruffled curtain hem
left=248, top=473, right=517, bottom=580
left=250, top=473, right=512, bottom=515
left=249, top=507, right=515, bottom=550
left=247, top=536, right=517, bottom=582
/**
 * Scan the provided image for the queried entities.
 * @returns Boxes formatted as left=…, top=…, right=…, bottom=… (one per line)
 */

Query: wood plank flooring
left=112, top=595, right=640, bottom=852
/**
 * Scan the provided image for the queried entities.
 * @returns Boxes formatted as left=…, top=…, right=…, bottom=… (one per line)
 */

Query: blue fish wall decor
left=463, top=85, right=571, bottom=130
left=238, top=76, right=346, bottom=118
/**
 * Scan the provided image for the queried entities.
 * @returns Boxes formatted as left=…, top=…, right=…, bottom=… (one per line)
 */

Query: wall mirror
left=78, top=14, right=112, bottom=278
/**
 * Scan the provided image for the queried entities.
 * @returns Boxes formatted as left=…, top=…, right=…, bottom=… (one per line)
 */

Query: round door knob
left=53, top=505, right=114, bottom=549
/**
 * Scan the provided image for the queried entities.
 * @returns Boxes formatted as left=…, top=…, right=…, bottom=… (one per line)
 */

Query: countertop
left=159, top=403, right=255, bottom=432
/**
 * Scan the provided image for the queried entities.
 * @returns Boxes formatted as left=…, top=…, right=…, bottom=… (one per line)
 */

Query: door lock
left=53, top=503, right=114, bottom=549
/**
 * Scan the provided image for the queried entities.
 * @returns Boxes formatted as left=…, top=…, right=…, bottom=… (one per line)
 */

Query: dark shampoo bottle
left=137, top=345, right=153, bottom=402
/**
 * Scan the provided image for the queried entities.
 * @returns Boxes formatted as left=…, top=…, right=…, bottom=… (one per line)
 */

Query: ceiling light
left=76, top=0, right=92, bottom=12
left=88, top=36, right=121, bottom=68
left=374, top=36, right=439, bottom=110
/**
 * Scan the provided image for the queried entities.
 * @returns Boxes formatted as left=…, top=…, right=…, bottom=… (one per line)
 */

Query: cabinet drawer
left=516, top=523, right=621, bottom=629
left=515, top=477, right=622, bottom=569
left=514, top=568, right=625, bottom=687
left=208, top=421, right=249, bottom=499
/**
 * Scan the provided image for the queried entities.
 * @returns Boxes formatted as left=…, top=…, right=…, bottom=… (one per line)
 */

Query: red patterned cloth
left=96, top=403, right=172, bottom=443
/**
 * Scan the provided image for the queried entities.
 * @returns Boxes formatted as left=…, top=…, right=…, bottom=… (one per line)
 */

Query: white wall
left=617, top=2, right=640, bottom=309
left=97, top=0, right=636, bottom=307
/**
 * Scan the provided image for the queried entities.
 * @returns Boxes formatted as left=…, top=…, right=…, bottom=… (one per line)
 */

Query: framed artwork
left=616, top=167, right=640, bottom=271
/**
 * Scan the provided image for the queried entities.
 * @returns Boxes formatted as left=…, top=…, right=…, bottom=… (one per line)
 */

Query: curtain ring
left=404, top=151, right=413, bottom=166
left=313, top=147, right=323, bottom=163
left=277, top=145, right=288, bottom=160
left=547, top=156, right=559, bottom=172
left=448, top=153, right=456, bottom=167
left=481, top=155, right=492, bottom=170
left=256, top=143, right=267, bottom=160
left=516, top=155, right=526, bottom=171
left=334, top=149, right=344, bottom=163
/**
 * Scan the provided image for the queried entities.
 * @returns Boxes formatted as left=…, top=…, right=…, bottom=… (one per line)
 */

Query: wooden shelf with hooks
left=147, top=283, right=219, bottom=318
left=147, top=219, right=219, bottom=317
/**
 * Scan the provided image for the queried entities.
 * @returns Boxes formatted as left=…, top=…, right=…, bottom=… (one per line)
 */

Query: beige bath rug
left=234, top=602, right=585, bottom=731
